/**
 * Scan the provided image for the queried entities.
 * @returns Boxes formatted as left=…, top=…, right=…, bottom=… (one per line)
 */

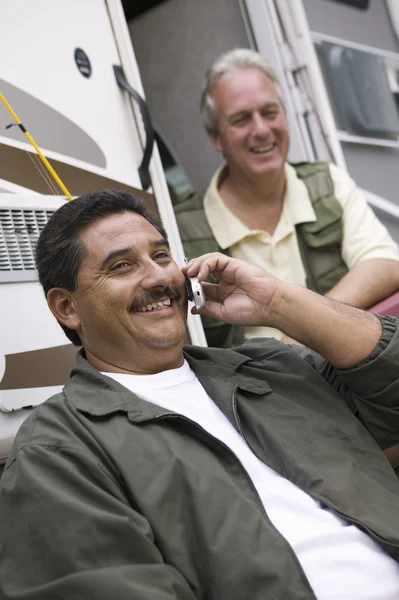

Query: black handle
left=113, top=65, right=154, bottom=190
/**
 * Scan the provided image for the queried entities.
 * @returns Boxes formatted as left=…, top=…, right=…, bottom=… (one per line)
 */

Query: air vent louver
left=0, top=208, right=54, bottom=282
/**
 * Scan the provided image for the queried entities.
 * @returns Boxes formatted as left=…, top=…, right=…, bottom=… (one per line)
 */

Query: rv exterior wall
left=0, top=0, right=144, bottom=188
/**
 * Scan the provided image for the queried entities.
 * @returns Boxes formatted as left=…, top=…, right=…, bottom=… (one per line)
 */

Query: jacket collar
left=64, top=345, right=271, bottom=422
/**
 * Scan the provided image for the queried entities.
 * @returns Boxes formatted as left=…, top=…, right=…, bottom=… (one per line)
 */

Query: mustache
left=129, top=286, right=182, bottom=312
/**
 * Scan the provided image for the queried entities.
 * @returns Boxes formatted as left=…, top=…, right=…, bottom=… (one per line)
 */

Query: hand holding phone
left=184, top=258, right=206, bottom=310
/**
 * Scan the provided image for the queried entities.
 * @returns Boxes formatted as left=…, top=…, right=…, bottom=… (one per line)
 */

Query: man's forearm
left=271, top=283, right=382, bottom=368
left=187, top=252, right=383, bottom=367
left=326, top=258, right=399, bottom=309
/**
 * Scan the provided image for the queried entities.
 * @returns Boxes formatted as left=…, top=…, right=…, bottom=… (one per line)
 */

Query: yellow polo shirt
left=204, top=162, right=399, bottom=340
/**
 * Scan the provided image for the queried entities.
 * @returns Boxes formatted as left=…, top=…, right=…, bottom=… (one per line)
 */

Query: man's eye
left=263, top=110, right=279, bottom=119
left=110, top=261, right=130, bottom=271
left=155, top=251, right=170, bottom=259
left=231, top=116, right=249, bottom=126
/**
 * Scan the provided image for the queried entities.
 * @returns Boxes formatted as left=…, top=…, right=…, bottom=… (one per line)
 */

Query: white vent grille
left=0, top=209, right=54, bottom=274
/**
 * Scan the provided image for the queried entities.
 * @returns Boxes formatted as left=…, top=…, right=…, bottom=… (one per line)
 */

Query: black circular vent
left=74, top=48, right=92, bottom=79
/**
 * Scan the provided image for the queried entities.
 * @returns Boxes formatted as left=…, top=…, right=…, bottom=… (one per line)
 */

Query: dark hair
left=35, top=189, right=168, bottom=346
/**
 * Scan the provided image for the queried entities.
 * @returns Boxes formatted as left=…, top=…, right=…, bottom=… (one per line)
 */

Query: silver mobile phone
left=184, top=259, right=206, bottom=310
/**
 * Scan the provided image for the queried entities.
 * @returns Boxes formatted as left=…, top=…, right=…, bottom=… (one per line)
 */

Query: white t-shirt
left=104, top=361, right=399, bottom=599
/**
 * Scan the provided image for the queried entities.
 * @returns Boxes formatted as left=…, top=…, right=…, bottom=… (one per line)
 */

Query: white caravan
left=2, top=0, right=399, bottom=465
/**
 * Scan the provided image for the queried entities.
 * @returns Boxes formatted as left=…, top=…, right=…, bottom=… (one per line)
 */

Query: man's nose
left=140, top=260, right=173, bottom=290
left=252, top=113, right=271, bottom=137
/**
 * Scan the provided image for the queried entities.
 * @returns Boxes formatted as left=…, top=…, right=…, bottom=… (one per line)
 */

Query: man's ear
left=46, top=288, right=81, bottom=333
left=209, top=131, right=223, bottom=153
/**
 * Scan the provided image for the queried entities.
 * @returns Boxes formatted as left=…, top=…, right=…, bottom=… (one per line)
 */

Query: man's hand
left=183, top=253, right=282, bottom=328
left=184, top=253, right=383, bottom=368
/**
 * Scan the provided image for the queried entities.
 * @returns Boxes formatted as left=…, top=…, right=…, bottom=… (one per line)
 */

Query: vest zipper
left=231, top=386, right=399, bottom=551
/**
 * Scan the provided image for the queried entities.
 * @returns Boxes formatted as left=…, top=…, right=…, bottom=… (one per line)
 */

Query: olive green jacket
left=1, top=317, right=399, bottom=599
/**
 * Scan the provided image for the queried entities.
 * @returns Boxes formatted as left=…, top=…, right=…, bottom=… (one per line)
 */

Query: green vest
left=174, top=162, right=349, bottom=347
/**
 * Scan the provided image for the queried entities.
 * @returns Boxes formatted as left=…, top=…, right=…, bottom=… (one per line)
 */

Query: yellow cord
left=0, top=92, right=73, bottom=201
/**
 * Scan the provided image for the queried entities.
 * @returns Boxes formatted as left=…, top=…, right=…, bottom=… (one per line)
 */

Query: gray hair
left=200, top=48, right=285, bottom=135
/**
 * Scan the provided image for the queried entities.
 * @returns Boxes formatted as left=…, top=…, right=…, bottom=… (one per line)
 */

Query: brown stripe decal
left=0, top=345, right=76, bottom=390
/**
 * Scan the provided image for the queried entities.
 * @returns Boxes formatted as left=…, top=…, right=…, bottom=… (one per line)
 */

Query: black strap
left=113, top=65, right=154, bottom=190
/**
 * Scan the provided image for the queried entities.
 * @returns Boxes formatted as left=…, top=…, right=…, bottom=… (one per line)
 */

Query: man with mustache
left=0, top=189, right=399, bottom=600
left=175, top=48, right=399, bottom=347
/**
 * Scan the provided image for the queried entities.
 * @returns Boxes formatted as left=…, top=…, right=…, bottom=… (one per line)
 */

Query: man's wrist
left=264, top=280, right=293, bottom=331
left=269, top=282, right=383, bottom=367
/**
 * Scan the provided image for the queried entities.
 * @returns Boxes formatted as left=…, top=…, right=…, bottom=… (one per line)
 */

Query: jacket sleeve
left=0, top=443, right=197, bottom=600
left=294, top=315, right=399, bottom=452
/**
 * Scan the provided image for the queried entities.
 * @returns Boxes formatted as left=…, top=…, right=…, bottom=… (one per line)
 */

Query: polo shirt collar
left=204, top=163, right=316, bottom=249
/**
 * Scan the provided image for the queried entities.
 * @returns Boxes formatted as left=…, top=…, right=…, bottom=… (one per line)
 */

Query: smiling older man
left=175, top=48, right=399, bottom=348
left=1, top=189, right=399, bottom=600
